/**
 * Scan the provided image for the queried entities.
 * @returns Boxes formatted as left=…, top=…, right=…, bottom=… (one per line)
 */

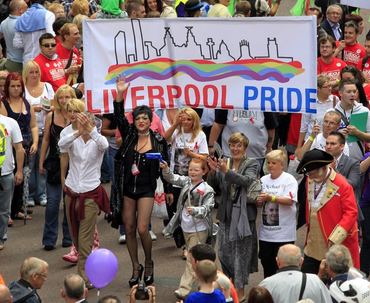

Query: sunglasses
left=42, top=43, right=56, bottom=48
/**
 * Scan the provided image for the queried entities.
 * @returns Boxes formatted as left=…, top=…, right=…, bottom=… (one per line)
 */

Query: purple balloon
left=85, top=248, right=118, bottom=288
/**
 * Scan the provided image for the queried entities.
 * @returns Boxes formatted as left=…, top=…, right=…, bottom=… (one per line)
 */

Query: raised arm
left=222, top=159, right=259, bottom=189
left=113, top=78, right=130, bottom=140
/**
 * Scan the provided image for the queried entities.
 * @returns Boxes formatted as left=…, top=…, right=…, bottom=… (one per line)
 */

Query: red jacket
left=305, top=169, right=359, bottom=268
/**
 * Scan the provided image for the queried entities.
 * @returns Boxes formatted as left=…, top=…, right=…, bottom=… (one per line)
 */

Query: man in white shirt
left=299, top=111, right=349, bottom=159
left=58, top=112, right=109, bottom=287
left=13, top=0, right=55, bottom=64
left=320, top=4, right=343, bottom=41
left=259, top=244, right=332, bottom=303
left=0, top=114, right=24, bottom=250
left=335, top=79, right=370, bottom=161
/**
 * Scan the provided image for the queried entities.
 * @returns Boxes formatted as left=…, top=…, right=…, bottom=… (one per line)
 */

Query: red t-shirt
left=56, top=43, right=81, bottom=68
left=287, top=113, right=302, bottom=147
left=336, top=41, right=366, bottom=67
left=56, top=43, right=81, bottom=84
left=317, top=57, right=347, bottom=81
left=357, top=57, right=370, bottom=82
left=34, top=54, right=66, bottom=92
left=364, top=84, right=370, bottom=102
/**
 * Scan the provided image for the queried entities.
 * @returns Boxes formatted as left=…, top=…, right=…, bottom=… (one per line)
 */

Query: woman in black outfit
left=0, top=72, right=38, bottom=220
left=113, top=78, right=172, bottom=287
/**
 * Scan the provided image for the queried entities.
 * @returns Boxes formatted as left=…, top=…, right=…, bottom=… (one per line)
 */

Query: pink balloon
left=85, top=249, right=118, bottom=288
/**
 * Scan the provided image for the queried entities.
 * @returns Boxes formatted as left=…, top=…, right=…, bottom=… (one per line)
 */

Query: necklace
left=138, top=131, right=150, bottom=136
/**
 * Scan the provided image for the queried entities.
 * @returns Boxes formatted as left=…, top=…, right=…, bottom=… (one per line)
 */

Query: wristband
left=271, top=195, right=277, bottom=203
left=308, top=135, right=314, bottom=142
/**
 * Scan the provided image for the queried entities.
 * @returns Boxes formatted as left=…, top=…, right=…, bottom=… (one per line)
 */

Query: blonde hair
left=73, top=14, right=88, bottom=34
left=228, top=132, right=249, bottom=149
left=317, top=74, right=330, bottom=89
left=22, top=61, right=41, bottom=85
left=20, top=257, right=48, bottom=281
left=266, top=149, right=288, bottom=170
left=54, top=85, right=77, bottom=110
left=60, top=23, right=79, bottom=42
left=66, top=98, right=85, bottom=113
left=195, top=260, right=218, bottom=283
left=47, top=3, right=65, bottom=18
left=176, top=107, right=202, bottom=141
left=71, top=0, right=89, bottom=16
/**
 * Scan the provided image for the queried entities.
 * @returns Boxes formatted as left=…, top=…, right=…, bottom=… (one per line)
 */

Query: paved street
left=1, top=183, right=307, bottom=303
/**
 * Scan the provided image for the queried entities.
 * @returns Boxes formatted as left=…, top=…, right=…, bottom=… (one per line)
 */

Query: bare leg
left=137, top=197, right=154, bottom=273
left=122, top=196, right=139, bottom=271
left=237, top=288, right=245, bottom=301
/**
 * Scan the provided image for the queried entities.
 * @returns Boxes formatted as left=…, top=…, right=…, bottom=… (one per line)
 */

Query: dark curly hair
left=132, top=105, right=153, bottom=123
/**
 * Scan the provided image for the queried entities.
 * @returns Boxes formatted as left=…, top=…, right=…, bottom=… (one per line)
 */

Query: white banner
left=83, top=17, right=317, bottom=114
left=340, top=0, right=370, bottom=9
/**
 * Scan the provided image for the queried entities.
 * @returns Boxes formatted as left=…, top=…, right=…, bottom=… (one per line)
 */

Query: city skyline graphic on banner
left=105, top=19, right=304, bottom=85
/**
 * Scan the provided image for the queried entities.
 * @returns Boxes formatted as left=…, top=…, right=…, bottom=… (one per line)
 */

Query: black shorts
left=124, top=191, right=154, bottom=201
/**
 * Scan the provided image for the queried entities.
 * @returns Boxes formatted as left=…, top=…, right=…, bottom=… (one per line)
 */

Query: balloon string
left=97, top=289, right=100, bottom=297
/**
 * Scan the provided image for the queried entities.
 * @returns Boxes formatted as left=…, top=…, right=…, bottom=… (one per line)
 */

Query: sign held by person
left=83, top=17, right=317, bottom=113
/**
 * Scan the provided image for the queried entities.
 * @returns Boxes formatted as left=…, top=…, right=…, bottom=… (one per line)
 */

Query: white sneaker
left=118, top=234, right=126, bottom=244
left=149, top=230, right=157, bottom=241
left=26, top=200, right=35, bottom=207
left=39, top=198, right=47, bottom=207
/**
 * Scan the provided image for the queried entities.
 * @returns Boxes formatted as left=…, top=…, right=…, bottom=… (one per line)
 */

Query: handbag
left=44, top=156, right=61, bottom=184
left=206, top=223, right=219, bottom=247
left=152, top=178, right=168, bottom=219
left=109, top=157, right=124, bottom=229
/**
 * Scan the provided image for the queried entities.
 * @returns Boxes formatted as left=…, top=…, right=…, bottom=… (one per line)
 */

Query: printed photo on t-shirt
left=262, top=201, right=279, bottom=226
left=174, top=148, right=189, bottom=175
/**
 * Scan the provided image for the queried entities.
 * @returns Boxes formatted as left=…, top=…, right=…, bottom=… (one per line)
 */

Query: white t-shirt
left=259, top=172, right=298, bottom=242
left=0, top=115, right=23, bottom=176
left=311, top=133, right=349, bottom=156
left=170, top=130, right=208, bottom=176
left=25, top=82, right=54, bottom=134
left=181, top=181, right=208, bottom=233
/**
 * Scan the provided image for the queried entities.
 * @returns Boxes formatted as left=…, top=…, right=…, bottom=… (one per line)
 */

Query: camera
left=135, top=282, right=149, bottom=300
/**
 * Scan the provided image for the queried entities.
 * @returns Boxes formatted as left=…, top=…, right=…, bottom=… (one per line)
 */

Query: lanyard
left=313, top=172, right=330, bottom=200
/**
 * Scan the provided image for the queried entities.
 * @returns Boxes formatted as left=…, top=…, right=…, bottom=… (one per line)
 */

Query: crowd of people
left=1, top=0, right=370, bottom=302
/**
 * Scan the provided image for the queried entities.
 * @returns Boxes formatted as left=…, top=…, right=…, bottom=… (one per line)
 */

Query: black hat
left=296, top=149, right=334, bottom=174
left=185, top=0, right=203, bottom=11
